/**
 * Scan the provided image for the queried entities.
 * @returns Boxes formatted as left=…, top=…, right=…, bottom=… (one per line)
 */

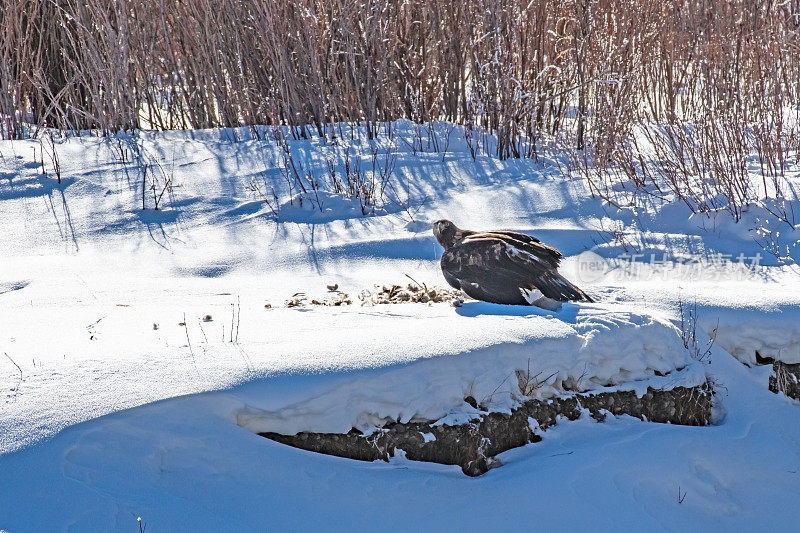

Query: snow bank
left=700, top=306, right=800, bottom=365
left=237, top=302, right=700, bottom=435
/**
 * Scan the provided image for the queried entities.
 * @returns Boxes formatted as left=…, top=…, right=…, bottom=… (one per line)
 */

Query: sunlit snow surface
left=1, top=122, right=799, bottom=530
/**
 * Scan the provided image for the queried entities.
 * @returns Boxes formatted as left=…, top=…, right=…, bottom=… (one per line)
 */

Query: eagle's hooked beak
left=432, top=220, right=442, bottom=240
left=432, top=219, right=456, bottom=249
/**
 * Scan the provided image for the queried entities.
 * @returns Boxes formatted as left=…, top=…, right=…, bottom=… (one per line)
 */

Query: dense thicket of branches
left=1, top=0, right=799, bottom=161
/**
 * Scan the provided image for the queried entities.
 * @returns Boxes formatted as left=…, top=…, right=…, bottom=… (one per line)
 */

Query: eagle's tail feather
left=539, top=272, right=594, bottom=303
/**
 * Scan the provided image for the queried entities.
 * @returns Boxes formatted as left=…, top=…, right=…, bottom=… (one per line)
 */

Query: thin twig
left=404, top=273, right=430, bottom=298
left=4, top=352, right=22, bottom=378
left=235, top=296, right=241, bottom=343
left=5, top=352, right=23, bottom=401
left=183, top=313, right=197, bottom=372
left=197, top=319, right=209, bottom=355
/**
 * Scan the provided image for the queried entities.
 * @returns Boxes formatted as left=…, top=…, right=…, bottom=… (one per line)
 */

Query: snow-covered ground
left=1, top=122, right=799, bottom=530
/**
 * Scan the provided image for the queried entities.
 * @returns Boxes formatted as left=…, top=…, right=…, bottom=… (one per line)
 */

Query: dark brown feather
left=434, top=221, right=593, bottom=304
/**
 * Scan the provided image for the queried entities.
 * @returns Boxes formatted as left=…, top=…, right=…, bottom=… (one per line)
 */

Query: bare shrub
left=327, top=145, right=397, bottom=215
left=571, top=0, right=799, bottom=222
left=678, top=298, right=715, bottom=364
left=136, top=149, right=174, bottom=211
left=248, top=177, right=280, bottom=217
left=40, top=132, right=62, bottom=184
left=515, top=359, right=558, bottom=397
left=0, top=0, right=798, bottom=224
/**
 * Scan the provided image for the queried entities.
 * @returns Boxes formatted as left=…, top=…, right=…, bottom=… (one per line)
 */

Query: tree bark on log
left=260, top=382, right=714, bottom=476
left=770, top=361, right=800, bottom=400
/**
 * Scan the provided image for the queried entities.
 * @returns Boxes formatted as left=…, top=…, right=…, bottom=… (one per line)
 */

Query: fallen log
left=770, top=361, right=800, bottom=400
left=260, top=382, right=714, bottom=476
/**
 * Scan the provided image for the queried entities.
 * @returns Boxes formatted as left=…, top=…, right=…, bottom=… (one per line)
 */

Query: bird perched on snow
left=432, top=219, right=593, bottom=308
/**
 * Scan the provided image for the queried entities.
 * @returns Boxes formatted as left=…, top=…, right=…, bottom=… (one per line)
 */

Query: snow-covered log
left=262, top=382, right=714, bottom=476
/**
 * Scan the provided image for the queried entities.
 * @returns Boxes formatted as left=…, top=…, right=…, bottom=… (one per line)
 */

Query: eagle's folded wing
left=484, top=230, right=542, bottom=244
left=442, top=236, right=591, bottom=303
left=464, top=233, right=562, bottom=269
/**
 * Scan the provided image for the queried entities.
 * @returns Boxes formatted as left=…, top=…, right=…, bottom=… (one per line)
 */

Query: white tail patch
left=521, top=287, right=563, bottom=310
left=520, top=287, right=544, bottom=304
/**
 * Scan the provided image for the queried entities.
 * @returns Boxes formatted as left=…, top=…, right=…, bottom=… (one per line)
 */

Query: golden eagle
left=432, top=220, right=593, bottom=307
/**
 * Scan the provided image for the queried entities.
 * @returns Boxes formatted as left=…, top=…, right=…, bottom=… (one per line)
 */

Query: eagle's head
left=432, top=219, right=460, bottom=250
